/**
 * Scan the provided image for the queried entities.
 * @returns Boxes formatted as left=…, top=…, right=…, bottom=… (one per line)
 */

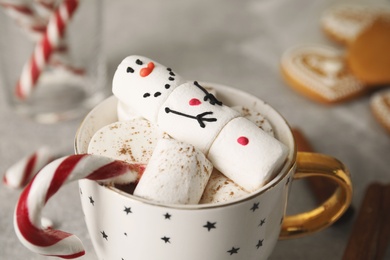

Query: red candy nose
left=140, top=62, right=155, bottom=77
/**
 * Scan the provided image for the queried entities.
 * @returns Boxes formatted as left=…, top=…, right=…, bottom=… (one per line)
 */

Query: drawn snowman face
left=113, top=55, right=186, bottom=122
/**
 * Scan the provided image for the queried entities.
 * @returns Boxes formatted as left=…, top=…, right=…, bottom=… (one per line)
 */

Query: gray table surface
left=1, top=0, right=389, bottom=259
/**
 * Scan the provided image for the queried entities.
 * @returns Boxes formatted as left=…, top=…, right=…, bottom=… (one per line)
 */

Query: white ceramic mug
left=73, top=83, right=352, bottom=260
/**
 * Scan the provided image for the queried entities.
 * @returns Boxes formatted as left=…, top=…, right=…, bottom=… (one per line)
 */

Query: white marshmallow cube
left=157, top=81, right=240, bottom=154
left=87, top=119, right=166, bottom=184
left=199, top=169, right=249, bottom=204
left=232, top=105, right=275, bottom=137
left=134, top=138, right=213, bottom=204
left=112, top=55, right=289, bottom=193
left=208, top=117, right=288, bottom=192
left=117, top=101, right=143, bottom=122
left=113, top=55, right=186, bottom=123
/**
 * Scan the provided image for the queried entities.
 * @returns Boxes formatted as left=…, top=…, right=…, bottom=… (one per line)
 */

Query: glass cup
left=0, top=0, right=107, bottom=123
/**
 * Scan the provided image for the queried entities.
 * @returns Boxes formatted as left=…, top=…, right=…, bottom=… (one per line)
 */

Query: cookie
left=321, top=4, right=390, bottom=45
left=281, top=45, right=366, bottom=104
left=370, top=89, right=390, bottom=134
left=346, top=17, right=390, bottom=86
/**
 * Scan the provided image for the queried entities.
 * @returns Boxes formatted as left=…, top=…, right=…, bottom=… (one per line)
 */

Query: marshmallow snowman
left=113, top=55, right=288, bottom=191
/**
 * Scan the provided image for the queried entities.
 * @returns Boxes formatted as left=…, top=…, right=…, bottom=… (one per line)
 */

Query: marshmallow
left=208, top=117, right=288, bottom=192
left=203, top=85, right=217, bottom=96
left=158, top=81, right=240, bottom=154
left=134, top=138, right=213, bottom=205
left=113, top=55, right=289, bottom=192
left=113, top=55, right=186, bottom=122
left=88, top=119, right=166, bottom=184
left=117, top=86, right=218, bottom=123
left=200, top=107, right=277, bottom=203
left=199, top=169, right=249, bottom=204
left=88, top=119, right=165, bottom=164
left=117, top=101, right=143, bottom=122
left=232, top=105, right=274, bottom=137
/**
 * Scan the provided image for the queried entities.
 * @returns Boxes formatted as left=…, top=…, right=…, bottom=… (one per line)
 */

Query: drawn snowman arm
left=165, top=107, right=217, bottom=128
left=194, top=81, right=222, bottom=106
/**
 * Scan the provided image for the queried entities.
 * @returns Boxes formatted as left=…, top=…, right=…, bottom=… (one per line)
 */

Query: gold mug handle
left=279, top=152, right=353, bottom=239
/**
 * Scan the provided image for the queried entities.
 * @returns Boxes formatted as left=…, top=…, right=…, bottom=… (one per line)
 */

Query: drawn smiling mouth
left=165, top=107, right=217, bottom=128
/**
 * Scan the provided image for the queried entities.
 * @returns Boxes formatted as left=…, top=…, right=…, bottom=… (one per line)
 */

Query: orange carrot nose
left=140, top=62, right=155, bottom=77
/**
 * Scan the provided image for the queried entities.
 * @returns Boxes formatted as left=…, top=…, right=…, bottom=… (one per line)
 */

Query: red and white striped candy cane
left=1, top=0, right=83, bottom=78
left=3, top=146, right=54, bottom=188
left=15, top=0, right=79, bottom=99
left=0, top=0, right=47, bottom=39
left=34, top=0, right=58, bottom=20
left=32, top=0, right=73, bottom=63
left=14, top=154, right=144, bottom=258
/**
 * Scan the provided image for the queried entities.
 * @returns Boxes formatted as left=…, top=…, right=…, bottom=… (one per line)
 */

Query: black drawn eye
left=127, top=67, right=134, bottom=73
left=136, top=59, right=143, bottom=65
left=165, top=84, right=170, bottom=89
left=167, top=68, right=172, bottom=71
left=168, top=77, right=174, bottom=81
left=143, top=93, right=150, bottom=98
left=154, top=92, right=161, bottom=97
left=169, top=71, right=175, bottom=76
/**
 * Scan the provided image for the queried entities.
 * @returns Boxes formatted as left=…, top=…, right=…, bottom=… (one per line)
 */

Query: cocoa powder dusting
left=203, top=165, right=208, bottom=175
left=117, top=144, right=136, bottom=162
left=241, top=107, right=251, bottom=117
left=109, top=124, right=119, bottom=130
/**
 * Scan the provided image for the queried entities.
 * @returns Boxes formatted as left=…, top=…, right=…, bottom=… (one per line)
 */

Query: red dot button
left=237, top=136, right=249, bottom=146
left=189, top=98, right=201, bottom=106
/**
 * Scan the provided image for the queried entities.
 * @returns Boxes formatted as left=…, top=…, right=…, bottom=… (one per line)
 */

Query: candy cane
left=1, top=0, right=83, bottom=78
left=0, top=0, right=47, bottom=41
left=14, top=154, right=145, bottom=258
left=34, top=0, right=58, bottom=20
left=32, top=0, right=73, bottom=64
left=3, top=146, right=54, bottom=189
left=15, top=0, right=79, bottom=99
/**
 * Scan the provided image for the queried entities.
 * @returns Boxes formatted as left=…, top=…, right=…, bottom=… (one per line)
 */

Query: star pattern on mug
left=124, top=206, right=132, bottom=215
left=161, top=236, right=171, bottom=243
left=250, top=202, right=260, bottom=212
left=203, top=221, right=217, bottom=231
left=87, top=193, right=271, bottom=258
left=89, top=196, right=95, bottom=206
left=227, top=247, right=240, bottom=255
left=259, top=218, right=266, bottom=226
left=164, top=212, right=172, bottom=219
left=101, top=231, right=108, bottom=241
left=285, top=176, right=291, bottom=186
left=256, top=239, right=264, bottom=249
